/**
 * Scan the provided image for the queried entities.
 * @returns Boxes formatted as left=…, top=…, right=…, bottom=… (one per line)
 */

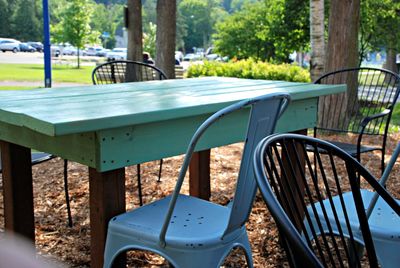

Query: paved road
left=0, top=51, right=44, bottom=64
left=0, top=51, right=98, bottom=66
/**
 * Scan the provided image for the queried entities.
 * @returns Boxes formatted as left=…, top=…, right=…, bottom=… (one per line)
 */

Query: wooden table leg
left=0, top=141, right=35, bottom=241
left=89, top=167, right=125, bottom=268
left=189, top=149, right=211, bottom=200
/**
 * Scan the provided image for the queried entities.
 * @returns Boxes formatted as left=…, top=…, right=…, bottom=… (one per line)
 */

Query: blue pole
left=43, top=0, right=52, bottom=88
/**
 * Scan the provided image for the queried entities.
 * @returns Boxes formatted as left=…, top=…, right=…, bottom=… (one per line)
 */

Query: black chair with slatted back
left=314, top=67, right=400, bottom=173
left=92, top=60, right=167, bottom=206
left=0, top=152, right=72, bottom=227
left=92, top=60, right=167, bottom=84
left=253, top=133, right=400, bottom=267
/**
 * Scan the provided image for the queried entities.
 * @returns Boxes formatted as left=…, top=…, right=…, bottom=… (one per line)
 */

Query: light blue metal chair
left=305, top=141, right=400, bottom=267
left=103, top=92, right=291, bottom=268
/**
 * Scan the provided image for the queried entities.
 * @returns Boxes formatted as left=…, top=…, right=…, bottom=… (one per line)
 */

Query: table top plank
left=0, top=77, right=345, bottom=136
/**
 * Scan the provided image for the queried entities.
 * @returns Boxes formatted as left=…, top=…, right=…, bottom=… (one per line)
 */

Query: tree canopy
left=213, top=0, right=309, bottom=62
left=360, top=0, right=400, bottom=71
left=51, top=0, right=99, bottom=67
left=178, top=0, right=227, bottom=52
left=0, top=0, right=42, bottom=41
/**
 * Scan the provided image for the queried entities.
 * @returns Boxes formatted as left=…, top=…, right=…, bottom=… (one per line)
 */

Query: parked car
left=62, top=46, right=77, bottom=55
left=19, top=43, right=36, bottom=52
left=0, top=39, right=20, bottom=53
left=204, top=46, right=226, bottom=61
left=27, top=41, right=43, bottom=52
left=183, top=53, right=202, bottom=62
left=95, top=47, right=108, bottom=57
left=106, top=48, right=127, bottom=61
left=83, top=47, right=105, bottom=56
left=83, top=47, right=96, bottom=56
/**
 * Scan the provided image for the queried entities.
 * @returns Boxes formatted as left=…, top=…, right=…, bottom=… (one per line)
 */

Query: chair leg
left=63, top=159, right=73, bottom=227
left=137, top=164, right=143, bottom=206
left=158, top=159, right=163, bottom=182
left=381, top=149, right=385, bottom=175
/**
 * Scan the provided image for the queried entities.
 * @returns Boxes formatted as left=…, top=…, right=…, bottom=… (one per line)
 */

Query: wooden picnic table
left=0, top=77, right=345, bottom=267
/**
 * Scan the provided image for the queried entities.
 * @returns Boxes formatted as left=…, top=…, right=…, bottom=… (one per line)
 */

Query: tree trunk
left=384, top=48, right=398, bottom=74
left=310, top=0, right=325, bottom=82
left=127, top=0, right=143, bottom=62
left=77, top=48, right=81, bottom=69
left=156, top=0, right=176, bottom=79
left=319, top=0, right=360, bottom=130
left=126, top=0, right=143, bottom=81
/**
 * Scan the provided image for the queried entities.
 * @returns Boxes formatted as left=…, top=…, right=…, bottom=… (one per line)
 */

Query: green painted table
left=0, top=77, right=345, bottom=267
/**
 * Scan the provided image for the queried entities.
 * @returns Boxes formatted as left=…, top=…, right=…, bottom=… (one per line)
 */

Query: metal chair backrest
left=315, top=67, right=400, bottom=135
left=159, top=92, right=291, bottom=247
left=92, top=60, right=167, bottom=85
left=253, top=133, right=400, bottom=267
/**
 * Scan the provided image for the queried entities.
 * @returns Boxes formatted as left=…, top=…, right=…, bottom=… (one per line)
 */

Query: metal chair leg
left=158, top=159, right=163, bottom=182
left=63, top=159, right=73, bottom=227
left=137, top=164, right=143, bottom=206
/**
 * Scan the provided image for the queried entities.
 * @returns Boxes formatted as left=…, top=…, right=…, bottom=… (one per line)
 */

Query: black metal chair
left=92, top=60, right=167, bottom=206
left=253, top=133, right=400, bottom=267
left=314, top=67, right=400, bottom=173
left=0, top=152, right=72, bottom=227
left=92, top=60, right=167, bottom=84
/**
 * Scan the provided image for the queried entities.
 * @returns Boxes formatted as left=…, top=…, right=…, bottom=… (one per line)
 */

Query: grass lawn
left=0, top=63, right=92, bottom=84
left=0, top=86, right=37, bottom=90
left=391, top=104, right=400, bottom=131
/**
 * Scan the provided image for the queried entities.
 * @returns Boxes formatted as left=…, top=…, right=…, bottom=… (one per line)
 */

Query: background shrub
left=186, top=59, right=310, bottom=82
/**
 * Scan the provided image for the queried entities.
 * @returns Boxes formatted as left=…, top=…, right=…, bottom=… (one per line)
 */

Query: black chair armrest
left=360, top=109, right=391, bottom=128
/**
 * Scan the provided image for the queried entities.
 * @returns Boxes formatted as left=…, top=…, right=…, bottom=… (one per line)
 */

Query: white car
left=84, top=47, right=100, bottom=56
left=63, top=46, right=78, bottom=55
left=183, top=53, right=203, bottom=62
left=106, top=48, right=127, bottom=61
left=0, top=39, right=20, bottom=53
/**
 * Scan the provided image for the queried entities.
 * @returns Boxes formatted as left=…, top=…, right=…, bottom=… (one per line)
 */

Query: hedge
left=186, top=59, right=310, bottom=83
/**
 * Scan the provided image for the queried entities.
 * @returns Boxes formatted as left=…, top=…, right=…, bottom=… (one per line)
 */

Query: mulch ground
left=0, top=133, right=399, bottom=267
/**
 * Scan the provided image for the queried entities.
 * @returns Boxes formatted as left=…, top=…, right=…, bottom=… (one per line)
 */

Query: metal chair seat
left=0, top=152, right=53, bottom=171
left=308, top=140, right=379, bottom=156
left=108, top=194, right=232, bottom=245
left=306, top=190, right=400, bottom=235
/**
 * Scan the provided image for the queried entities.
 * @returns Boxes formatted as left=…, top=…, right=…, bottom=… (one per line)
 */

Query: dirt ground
left=0, top=133, right=399, bottom=267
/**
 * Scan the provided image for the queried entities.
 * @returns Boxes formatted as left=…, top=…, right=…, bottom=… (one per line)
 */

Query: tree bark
left=310, top=0, right=325, bottom=82
left=319, top=0, right=360, bottom=129
left=127, top=0, right=143, bottom=62
left=384, top=48, right=398, bottom=74
left=156, top=0, right=176, bottom=79
left=126, top=0, right=143, bottom=81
